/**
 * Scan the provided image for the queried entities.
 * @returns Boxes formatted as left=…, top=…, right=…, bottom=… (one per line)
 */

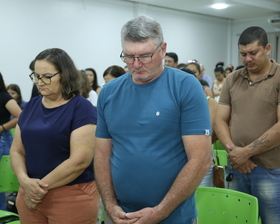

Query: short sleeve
left=219, top=76, right=231, bottom=106
left=95, top=88, right=111, bottom=138
left=180, top=76, right=212, bottom=136
left=71, top=97, right=97, bottom=131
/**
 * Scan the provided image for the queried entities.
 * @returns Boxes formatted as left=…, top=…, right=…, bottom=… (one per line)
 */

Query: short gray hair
left=121, top=15, right=164, bottom=46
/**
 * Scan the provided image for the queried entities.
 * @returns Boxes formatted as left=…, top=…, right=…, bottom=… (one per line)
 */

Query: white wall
left=0, top=0, right=134, bottom=100
left=231, top=17, right=280, bottom=68
left=1, top=0, right=275, bottom=101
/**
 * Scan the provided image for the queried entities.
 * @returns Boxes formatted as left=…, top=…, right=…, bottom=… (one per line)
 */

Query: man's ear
left=160, top=42, right=167, bottom=59
left=265, top=43, right=271, bottom=56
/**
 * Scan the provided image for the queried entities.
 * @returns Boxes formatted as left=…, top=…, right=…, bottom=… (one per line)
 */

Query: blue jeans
left=0, top=130, right=13, bottom=210
left=226, top=165, right=280, bottom=224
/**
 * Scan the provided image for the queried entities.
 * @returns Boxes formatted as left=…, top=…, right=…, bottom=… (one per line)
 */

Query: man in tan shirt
left=215, top=26, right=280, bottom=224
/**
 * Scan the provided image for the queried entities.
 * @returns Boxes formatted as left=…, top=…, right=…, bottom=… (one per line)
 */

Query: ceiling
left=122, top=0, right=280, bottom=20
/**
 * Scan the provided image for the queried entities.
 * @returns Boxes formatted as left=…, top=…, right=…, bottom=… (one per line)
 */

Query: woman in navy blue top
left=10, top=48, right=100, bottom=223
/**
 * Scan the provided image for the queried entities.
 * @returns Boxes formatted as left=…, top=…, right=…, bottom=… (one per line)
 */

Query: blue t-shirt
left=96, top=66, right=211, bottom=224
left=18, top=95, right=97, bottom=185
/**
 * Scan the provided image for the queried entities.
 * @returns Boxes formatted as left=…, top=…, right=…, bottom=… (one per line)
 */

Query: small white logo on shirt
left=205, top=129, right=210, bottom=135
left=156, top=111, right=160, bottom=116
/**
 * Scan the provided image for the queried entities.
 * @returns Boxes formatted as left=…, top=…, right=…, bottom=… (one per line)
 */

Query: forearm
left=41, top=159, right=91, bottom=190
left=244, top=123, right=280, bottom=157
left=156, top=156, right=212, bottom=219
left=10, top=150, right=29, bottom=185
left=94, top=153, right=118, bottom=210
left=42, top=124, right=95, bottom=189
left=213, top=92, right=219, bottom=97
left=214, top=120, right=234, bottom=153
left=1, top=118, right=18, bottom=131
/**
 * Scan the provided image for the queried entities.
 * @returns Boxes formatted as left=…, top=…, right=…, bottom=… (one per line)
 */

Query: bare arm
left=208, top=98, right=218, bottom=143
left=1, top=99, right=21, bottom=132
left=228, top=105, right=280, bottom=167
left=94, top=137, right=137, bottom=223
left=41, top=124, right=96, bottom=189
left=204, top=87, right=213, bottom=98
left=94, top=138, right=115, bottom=207
left=10, top=125, right=48, bottom=209
left=214, top=104, right=234, bottom=152
left=96, top=87, right=101, bottom=95
left=126, top=135, right=212, bottom=224
left=215, top=104, right=257, bottom=173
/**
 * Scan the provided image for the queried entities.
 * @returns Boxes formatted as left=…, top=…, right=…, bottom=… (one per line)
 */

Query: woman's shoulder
left=71, top=95, right=96, bottom=109
left=0, top=91, right=12, bottom=98
left=0, top=91, right=13, bottom=104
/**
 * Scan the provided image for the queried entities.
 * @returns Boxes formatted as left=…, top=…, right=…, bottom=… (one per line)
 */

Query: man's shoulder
left=225, top=69, right=243, bottom=81
left=164, top=66, right=195, bottom=81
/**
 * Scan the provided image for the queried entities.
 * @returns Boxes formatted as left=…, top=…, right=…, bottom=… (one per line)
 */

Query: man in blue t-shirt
left=95, top=15, right=212, bottom=224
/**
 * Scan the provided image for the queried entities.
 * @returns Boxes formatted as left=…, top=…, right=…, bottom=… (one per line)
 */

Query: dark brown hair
left=34, top=48, right=80, bottom=100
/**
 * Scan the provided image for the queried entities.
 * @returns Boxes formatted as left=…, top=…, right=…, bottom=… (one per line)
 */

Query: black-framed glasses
left=29, top=71, right=60, bottom=85
left=120, top=44, right=162, bottom=64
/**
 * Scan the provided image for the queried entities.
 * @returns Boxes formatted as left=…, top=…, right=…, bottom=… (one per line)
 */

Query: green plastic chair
left=10, top=128, right=15, bottom=138
left=213, top=140, right=228, bottom=167
left=0, top=155, right=20, bottom=193
left=214, top=149, right=228, bottom=167
left=213, top=140, right=225, bottom=150
left=0, top=156, right=20, bottom=223
left=195, top=187, right=260, bottom=224
left=0, top=210, right=20, bottom=223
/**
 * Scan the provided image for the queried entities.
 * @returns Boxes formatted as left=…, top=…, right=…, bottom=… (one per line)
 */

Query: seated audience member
left=227, top=64, right=234, bottom=71
left=85, top=68, right=101, bottom=94
left=79, top=70, right=98, bottom=107
left=7, top=84, right=27, bottom=120
left=212, top=65, right=226, bottom=102
left=164, top=52, right=178, bottom=68
left=186, top=61, right=213, bottom=98
left=235, top=65, right=245, bottom=70
left=224, top=67, right=233, bottom=77
left=7, top=84, right=27, bottom=111
left=103, top=65, right=126, bottom=84
left=215, top=61, right=224, bottom=69
left=200, top=63, right=213, bottom=89
left=123, top=65, right=129, bottom=73
left=176, top=63, right=187, bottom=69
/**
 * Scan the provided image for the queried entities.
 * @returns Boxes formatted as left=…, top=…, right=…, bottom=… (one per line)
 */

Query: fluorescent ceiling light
left=211, top=3, right=229, bottom=9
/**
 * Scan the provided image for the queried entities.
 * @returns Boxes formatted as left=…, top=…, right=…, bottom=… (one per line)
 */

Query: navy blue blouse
left=18, top=95, right=97, bottom=185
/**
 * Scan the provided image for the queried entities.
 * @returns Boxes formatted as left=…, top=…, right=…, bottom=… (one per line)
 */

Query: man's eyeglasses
left=29, top=71, right=60, bottom=85
left=120, top=44, right=162, bottom=64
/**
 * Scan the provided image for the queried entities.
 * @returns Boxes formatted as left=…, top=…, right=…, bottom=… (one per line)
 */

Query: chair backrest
left=213, top=140, right=225, bottom=150
left=0, top=156, right=20, bottom=193
left=213, top=140, right=228, bottom=167
left=195, top=187, right=259, bottom=224
left=214, top=149, right=228, bottom=167
left=0, top=210, right=20, bottom=224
